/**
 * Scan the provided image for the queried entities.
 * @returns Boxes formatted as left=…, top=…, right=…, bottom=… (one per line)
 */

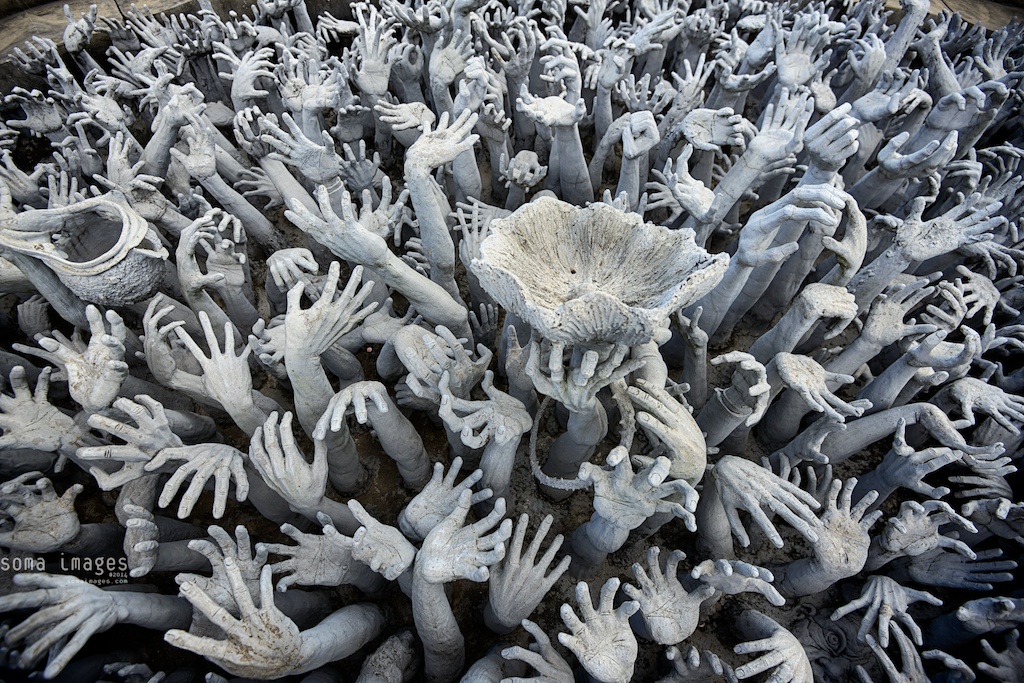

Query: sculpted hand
left=401, top=325, right=492, bottom=402
left=712, top=351, right=771, bottom=425
left=527, top=341, right=644, bottom=415
left=857, top=624, right=928, bottom=683
left=348, top=500, right=417, bottom=580
left=284, top=261, right=377, bottom=361
left=896, top=193, right=1005, bottom=263
left=121, top=503, right=159, bottom=578
left=405, top=110, right=480, bottom=174
left=946, top=376, right=1024, bottom=434
left=830, top=575, right=942, bottom=647
left=167, top=562, right=307, bottom=679
left=662, top=645, right=738, bottom=683
left=15, top=305, right=129, bottom=413
left=804, top=477, right=883, bottom=583
left=415, top=490, right=511, bottom=584
left=979, top=630, right=1024, bottom=681
left=398, top=457, right=488, bottom=541
left=500, top=618, right=574, bottom=683
left=0, top=573, right=130, bottom=678
left=173, top=311, right=255, bottom=413
left=248, top=411, right=327, bottom=514
left=260, top=113, right=342, bottom=185
left=169, top=114, right=218, bottom=180
left=712, top=455, right=821, bottom=548
left=860, top=279, right=936, bottom=348
left=580, top=447, right=699, bottom=534
left=873, top=419, right=961, bottom=499
left=0, top=367, right=78, bottom=454
left=624, top=546, right=714, bottom=645
left=649, top=145, right=715, bottom=221
left=438, top=370, right=531, bottom=448
left=487, top=513, right=572, bottom=632
left=771, top=353, right=863, bottom=422
left=733, top=610, right=812, bottom=683
left=315, top=381, right=392, bottom=436
left=516, top=85, right=587, bottom=128
left=258, top=519, right=359, bottom=591
left=266, top=247, right=318, bottom=292
left=690, top=559, right=785, bottom=606
left=879, top=500, right=978, bottom=559
left=558, top=578, right=640, bottom=683
left=961, top=497, right=1024, bottom=546
left=0, top=472, right=82, bottom=552
left=906, top=546, right=1016, bottom=591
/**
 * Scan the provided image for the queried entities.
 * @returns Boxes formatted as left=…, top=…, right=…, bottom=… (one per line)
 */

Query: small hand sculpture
left=733, top=610, right=812, bottom=683
left=500, top=618, right=574, bottom=683
left=628, top=378, right=707, bottom=483
left=526, top=341, right=644, bottom=414
left=712, top=456, right=821, bottom=548
left=122, top=503, right=159, bottom=578
left=690, top=559, right=786, bottom=606
left=856, top=624, right=929, bottom=683
left=831, top=575, right=942, bottom=647
left=285, top=261, right=377, bottom=361
left=415, top=489, right=511, bottom=584
left=0, top=472, right=82, bottom=552
left=624, top=546, right=714, bottom=645
left=979, top=629, right=1024, bottom=682
left=248, top=411, right=327, bottom=515
left=0, top=573, right=131, bottom=678
left=906, top=546, right=1017, bottom=591
left=172, top=311, right=257, bottom=415
left=167, top=562, right=308, bottom=679
left=405, top=110, right=480, bottom=174
left=16, top=305, right=129, bottom=414
left=580, top=447, right=698, bottom=554
left=871, top=418, right=961, bottom=499
left=400, top=325, right=492, bottom=402
left=398, top=457, right=488, bottom=541
left=877, top=500, right=978, bottom=560
left=486, top=513, right=572, bottom=633
left=661, top=645, right=738, bottom=683
left=945, top=376, right=1024, bottom=434
left=791, top=477, right=882, bottom=590
left=146, top=441, right=249, bottom=519
left=0, top=366, right=78, bottom=454
left=348, top=501, right=417, bottom=581
left=438, top=370, right=531, bottom=448
left=771, top=353, right=863, bottom=422
left=558, top=578, right=640, bottom=683
left=961, top=497, right=1024, bottom=546
left=259, top=518, right=362, bottom=591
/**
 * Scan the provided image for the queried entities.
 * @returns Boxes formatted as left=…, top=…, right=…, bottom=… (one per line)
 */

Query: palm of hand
left=205, top=251, right=246, bottom=289
left=418, top=524, right=484, bottom=583
left=3, top=494, right=80, bottom=552
left=520, top=96, right=584, bottom=128
left=777, top=53, right=815, bottom=88
left=571, top=613, right=638, bottom=682
left=632, top=577, right=698, bottom=645
left=897, top=216, right=965, bottom=262
left=813, top=508, right=869, bottom=576
left=749, top=127, right=798, bottom=161
left=593, top=481, right=656, bottom=528
left=0, top=389, right=74, bottom=452
left=204, top=606, right=304, bottom=678
left=288, top=533, right=352, bottom=586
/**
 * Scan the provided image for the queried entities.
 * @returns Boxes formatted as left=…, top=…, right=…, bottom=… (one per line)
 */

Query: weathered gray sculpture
left=0, top=0, right=1020, bottom=680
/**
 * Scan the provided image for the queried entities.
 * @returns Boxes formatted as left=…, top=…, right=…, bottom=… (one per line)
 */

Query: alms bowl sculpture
left=0, top=196, right=167, bottom=306
left=472, top=196, right=728, bottom=346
